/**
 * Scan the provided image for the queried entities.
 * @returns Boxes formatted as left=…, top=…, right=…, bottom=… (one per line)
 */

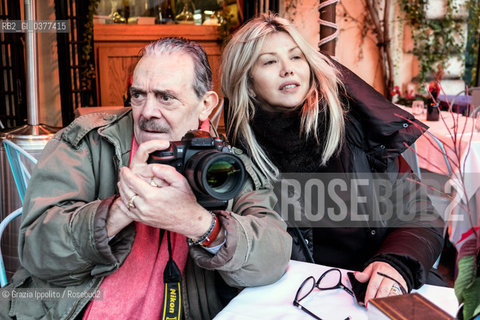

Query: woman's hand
left=354, top=261, right=408, bottom=307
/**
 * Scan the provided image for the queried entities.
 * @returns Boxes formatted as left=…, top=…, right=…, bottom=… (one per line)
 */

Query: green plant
left=217, top=1, right=236, bottom=48
left=80, top=0, right=100, bottom=96
left=399, top=0, right=465, bottom=82
left=464, top=0, right=480, bottom=87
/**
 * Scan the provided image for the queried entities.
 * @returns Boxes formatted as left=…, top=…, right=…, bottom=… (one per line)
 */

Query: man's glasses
left=293, top=268, right=353, bottom=320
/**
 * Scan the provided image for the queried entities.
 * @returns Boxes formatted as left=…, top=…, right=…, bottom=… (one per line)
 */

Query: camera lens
left=185, top=151, right=246, bottom=201
left=206, top=159, right=240, bottom=191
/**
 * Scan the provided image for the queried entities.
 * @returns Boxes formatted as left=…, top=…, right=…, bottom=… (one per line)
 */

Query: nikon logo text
left=169, top=288, right=177, bottom=314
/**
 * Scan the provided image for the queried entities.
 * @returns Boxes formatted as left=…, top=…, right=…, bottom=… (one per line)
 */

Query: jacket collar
left=332, top=59, right=428, bottom=166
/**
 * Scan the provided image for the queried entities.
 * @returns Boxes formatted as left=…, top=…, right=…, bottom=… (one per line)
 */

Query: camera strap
left=161, top=231, right=182, bottom=320
left=129, top=135, right=182, bottom=319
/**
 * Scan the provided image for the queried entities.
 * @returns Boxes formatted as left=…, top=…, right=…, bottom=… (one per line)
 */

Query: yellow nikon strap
left=161, top=232, right=182, bottom=320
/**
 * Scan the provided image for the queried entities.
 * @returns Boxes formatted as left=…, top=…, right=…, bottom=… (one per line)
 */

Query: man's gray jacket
left=1, top=109, right=291, bottom=320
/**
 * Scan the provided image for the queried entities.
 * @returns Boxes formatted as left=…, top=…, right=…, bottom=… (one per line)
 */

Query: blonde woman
left=222, top=13, right=446, bottom=306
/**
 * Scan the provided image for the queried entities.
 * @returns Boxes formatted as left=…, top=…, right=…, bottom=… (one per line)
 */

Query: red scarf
left=82, top=122, right=209, bottom=319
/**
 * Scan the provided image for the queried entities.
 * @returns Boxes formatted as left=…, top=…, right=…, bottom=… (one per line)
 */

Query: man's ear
left=198, top=90, right=219, bottom=122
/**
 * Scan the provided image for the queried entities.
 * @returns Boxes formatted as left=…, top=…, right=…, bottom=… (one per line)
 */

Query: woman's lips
left=279, top=81, right=300, bottom=92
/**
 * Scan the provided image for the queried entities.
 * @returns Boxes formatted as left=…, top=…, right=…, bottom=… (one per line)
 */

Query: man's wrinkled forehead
left=132, top=53, right=196, bottom=92
left=135, top=52, right=193, bottom=76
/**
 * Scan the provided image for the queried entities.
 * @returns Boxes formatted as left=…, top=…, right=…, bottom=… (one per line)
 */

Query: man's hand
left=111, top=139, right=213, bottom=239
left=106, top=197, right=134, bottom=237
left=127, top=139, right=170, bottom=187
left=354, top=261, right=408, bottom=307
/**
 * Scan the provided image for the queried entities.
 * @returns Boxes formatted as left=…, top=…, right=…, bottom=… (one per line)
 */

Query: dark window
left=55, top=0, right=97, bottom=127
left=0, top=0, right=27, bottom=130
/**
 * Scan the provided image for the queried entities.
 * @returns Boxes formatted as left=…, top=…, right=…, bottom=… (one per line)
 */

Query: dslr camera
left=147, top=130, right=246, bottom=209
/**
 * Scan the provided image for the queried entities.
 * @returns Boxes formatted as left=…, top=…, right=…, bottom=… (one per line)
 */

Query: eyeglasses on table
left=293, top=268, right=353, bottom=320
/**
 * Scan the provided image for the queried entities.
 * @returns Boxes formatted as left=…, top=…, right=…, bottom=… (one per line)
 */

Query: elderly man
left=3, top=38, right=291, bottom=319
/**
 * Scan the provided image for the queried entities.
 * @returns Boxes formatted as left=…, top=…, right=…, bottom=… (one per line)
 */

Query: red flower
left=391, top=86, right=401, bottom=97
left=428, top=81, right=440, bottom=98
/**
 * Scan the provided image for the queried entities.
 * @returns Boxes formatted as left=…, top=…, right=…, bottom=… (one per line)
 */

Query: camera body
left=147, top=130, right=246, bottom=209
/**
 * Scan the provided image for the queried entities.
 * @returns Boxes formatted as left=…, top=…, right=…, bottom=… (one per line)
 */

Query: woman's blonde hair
left=221, top=13, right=345, bottom=181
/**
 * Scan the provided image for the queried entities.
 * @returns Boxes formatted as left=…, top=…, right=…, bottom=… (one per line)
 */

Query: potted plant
left=399, top=85, right=479, bottom=319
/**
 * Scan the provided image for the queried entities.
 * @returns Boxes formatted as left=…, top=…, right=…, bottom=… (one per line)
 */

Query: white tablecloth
left=214, top=260, right=458, bottom=320
left=415, top=111, right=480, bottom=178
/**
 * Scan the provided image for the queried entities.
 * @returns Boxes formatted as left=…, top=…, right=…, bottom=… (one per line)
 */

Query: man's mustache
left=138, top=117, right=169, bottom=133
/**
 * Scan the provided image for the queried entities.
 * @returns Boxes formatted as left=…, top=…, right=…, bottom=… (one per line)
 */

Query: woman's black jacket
left=287, top=61, right=444, bottom=292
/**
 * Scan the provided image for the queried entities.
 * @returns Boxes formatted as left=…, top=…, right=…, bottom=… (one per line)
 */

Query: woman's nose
left=281, top=61, right=294, bottom=77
